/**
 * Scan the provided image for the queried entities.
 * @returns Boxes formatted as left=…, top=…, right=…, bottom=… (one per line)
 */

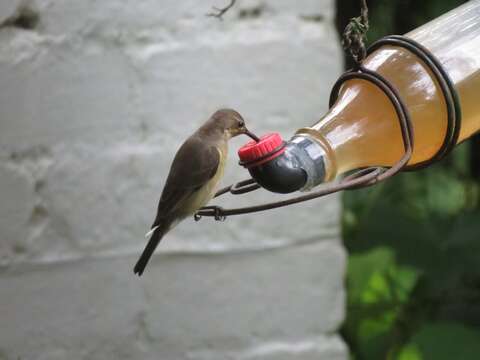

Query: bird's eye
left=238, top=121, right=245, bottom=127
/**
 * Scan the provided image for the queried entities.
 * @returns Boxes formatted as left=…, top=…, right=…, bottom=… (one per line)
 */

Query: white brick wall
left=0, top=0, right=346, bottom=359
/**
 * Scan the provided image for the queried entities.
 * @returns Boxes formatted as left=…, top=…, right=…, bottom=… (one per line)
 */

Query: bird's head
left=210, top=108, right=259, bottom=141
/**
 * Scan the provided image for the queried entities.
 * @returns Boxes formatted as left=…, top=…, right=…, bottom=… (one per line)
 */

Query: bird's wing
left=153, top=136, right=221, bottom=224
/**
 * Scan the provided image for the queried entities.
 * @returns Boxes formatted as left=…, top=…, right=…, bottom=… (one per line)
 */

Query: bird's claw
left=195, top=206, right=227, bottom=222
left=213, top=206, right=227, bottom=221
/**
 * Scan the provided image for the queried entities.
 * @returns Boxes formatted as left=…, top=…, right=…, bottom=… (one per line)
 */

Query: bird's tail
left=134, top=221, right=170, bottom=276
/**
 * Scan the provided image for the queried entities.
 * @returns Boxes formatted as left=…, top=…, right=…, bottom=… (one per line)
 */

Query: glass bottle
left=295, top=0, right=480, bottom=182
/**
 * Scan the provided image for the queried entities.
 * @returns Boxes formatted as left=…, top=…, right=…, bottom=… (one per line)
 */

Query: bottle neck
left=299, top=42, right=456, bottom=179
left=298, top=77, right=411, bottom=179
left=294, top=127, right=338, bottom=182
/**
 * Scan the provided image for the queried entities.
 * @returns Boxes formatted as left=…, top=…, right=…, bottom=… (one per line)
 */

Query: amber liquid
left=299, top=1, right=480, bottom=178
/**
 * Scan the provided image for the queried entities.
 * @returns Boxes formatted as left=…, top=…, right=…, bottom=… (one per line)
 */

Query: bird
left=133, top=109, right=258, bottom=276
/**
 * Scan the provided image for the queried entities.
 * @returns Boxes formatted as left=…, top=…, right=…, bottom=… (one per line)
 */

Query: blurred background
left=0, top=0, right=478, bottom=359
left=337, top=0, right=480, bottom=359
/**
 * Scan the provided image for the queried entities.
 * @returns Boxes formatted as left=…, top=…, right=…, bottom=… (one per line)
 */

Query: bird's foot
left=213, top=206, right=227, bottom=221
left=195, top=206, right=227, bottom=222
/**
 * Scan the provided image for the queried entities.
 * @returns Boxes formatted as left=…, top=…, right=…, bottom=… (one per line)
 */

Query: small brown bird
left=134, top=109, right=258, bottom=276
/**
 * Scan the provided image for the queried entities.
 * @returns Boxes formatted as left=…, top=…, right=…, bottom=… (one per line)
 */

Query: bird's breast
left=181, top=144, right=227, bottom=216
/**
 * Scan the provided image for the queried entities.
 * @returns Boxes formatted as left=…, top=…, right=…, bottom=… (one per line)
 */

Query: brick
left=189, top=335, right=347, bottom=360
left=21, top=143, right=340, bottom=261
left=0, top=241, right=345, bottom=359
left=0, top=41, right=132, bottom=148
left=32, top=0, right=334, bottom=38
left=0, top=163, right=35, bottom=264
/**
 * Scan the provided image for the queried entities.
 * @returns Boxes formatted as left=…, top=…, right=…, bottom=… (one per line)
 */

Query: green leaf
left=396, top=323, right=480, bottom=360
left=397, top=343, right=423, bottom=360
left=344, top=247, right=420, bottom=359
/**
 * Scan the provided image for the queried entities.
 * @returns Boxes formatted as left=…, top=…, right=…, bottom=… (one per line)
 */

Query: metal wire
left=368, top=35, right=462, bottom=169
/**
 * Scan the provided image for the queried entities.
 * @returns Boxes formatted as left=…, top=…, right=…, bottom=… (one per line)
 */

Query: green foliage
left=343, top=153, right=480, bottom=359
left=397, top=323, right=480, bottom=360
left=344, top=247, right=420, bottom=359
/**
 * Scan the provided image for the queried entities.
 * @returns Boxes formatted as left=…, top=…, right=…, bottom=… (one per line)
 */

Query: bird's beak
left=244, top=128, right=260, bottom=142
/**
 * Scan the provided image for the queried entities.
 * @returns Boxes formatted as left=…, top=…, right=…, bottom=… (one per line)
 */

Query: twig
left=342, top=0, right=369, bottom=64
left=207, top=0, right=237, bottom=20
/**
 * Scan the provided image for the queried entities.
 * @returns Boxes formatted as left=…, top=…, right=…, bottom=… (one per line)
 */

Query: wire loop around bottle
left=195, top=35, right=462, bottom=220
left=368, top=35, right=462, bottom=169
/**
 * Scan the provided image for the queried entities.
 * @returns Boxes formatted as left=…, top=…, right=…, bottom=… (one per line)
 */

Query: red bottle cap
left=238, top=133, right=286, bottom=168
